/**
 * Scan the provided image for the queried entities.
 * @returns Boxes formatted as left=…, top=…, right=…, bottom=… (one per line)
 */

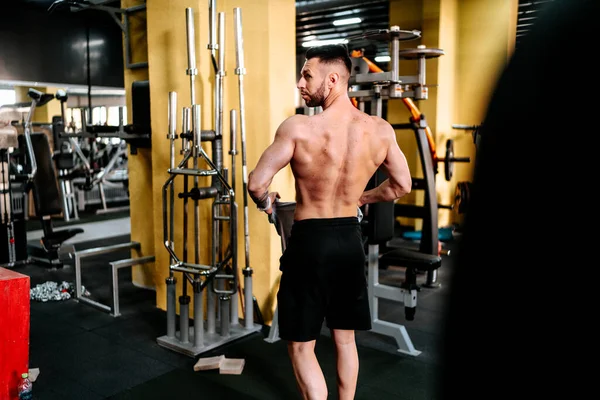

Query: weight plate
left=398, top=48, right=445, bottom=59
left=445, top=139, right=454, bottom=181
left=347, top=29, right=421, bottom=42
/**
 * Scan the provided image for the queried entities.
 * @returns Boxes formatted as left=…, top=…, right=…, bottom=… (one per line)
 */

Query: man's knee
left=288, top=340, right=316, bottom=355
left=332, top=329, right=355, bottom=346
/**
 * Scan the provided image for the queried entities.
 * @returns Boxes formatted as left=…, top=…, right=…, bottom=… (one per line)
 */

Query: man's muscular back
left=248, top=104, right=411, bottom=221
left=289, top=107, right=392, bottom=220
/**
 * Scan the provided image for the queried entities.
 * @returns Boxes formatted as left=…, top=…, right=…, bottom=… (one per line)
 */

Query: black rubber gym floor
left=16, top=215, right=455, bottom=399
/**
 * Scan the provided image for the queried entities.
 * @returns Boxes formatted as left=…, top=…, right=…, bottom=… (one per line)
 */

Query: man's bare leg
left=288, top=340, right=328, bottom=400
left=332, top=329, right=359, bottom=400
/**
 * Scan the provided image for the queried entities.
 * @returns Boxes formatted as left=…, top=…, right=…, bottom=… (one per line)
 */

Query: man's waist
left=293, top=203, right=363, bottom=222
left=292, top=216, right=359, bottom=229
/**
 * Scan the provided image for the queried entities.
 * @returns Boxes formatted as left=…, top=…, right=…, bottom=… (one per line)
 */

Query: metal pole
left=229, top=109, right=239, bottom=325
left=208, top=0, right=218, bottom=71
left=181, top=108, right=191, bottom=270
left=181, top=108, right=191, bottom=154
left=217, top=12, right=225, bottom=143
left=168, top=92, right=177, bottom=275
left=181, top=8, right=197, bottom=339
left=220, top=295, right=231, bottom=337
left=390, top=25, right=400, bottom=94
left=166, top=91, right=178, bottom=339
left=192, top=104, right=203, bottom=339
left=215, top=11, right=226, bottom=186
left=234, top=7, right=254, bottom=329
left=207, top=203, right=217, bottom=334
left=194, top=281, right=204, bottom=348
left=180, top=296, right=190, bottom=344
left=166, top=277, right=176, bottom=338
left=185, top=7, right=197, bottom=106
left=193, top=110, right=201, bottom=268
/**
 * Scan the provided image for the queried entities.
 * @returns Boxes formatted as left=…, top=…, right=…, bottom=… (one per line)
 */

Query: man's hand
left=257, top=191, right=281, bottom=215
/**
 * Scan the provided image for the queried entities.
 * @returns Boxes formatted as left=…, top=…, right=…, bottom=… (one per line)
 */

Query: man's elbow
left=393, top=177, right=412, bottom=198
left=247, top=172, right=263, bottom=198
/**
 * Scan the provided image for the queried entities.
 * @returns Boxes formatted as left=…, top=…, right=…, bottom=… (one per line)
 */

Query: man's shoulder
left=355, top=113, right=393, bottom=138
left=276, top=114, right=309, bottom=137
left=352, top=110, right=387, bottom=126
left=368, top=114, right=391, bottom=127
left=282, top=114, right=310, bottom=126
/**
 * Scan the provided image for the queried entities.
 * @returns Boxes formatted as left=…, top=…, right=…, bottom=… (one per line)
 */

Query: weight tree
left=156, top=2, right=260, bottom=357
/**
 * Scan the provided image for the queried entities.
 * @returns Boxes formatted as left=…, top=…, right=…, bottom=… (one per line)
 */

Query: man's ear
left=328, top=72, right=340, bottom=87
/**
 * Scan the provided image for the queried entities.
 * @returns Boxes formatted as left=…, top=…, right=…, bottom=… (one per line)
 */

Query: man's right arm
left=247, top=115, right=301, bottom=212
left=358, top=122, right=412, bottom=206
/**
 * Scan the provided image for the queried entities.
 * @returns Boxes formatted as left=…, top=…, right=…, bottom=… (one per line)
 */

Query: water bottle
left=17, top=372, right=33, bottom=400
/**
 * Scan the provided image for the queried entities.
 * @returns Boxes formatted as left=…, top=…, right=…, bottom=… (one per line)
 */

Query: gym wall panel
left=426, top=0, right=457, bottom=227
left=452, top=0, right=517, bottom=224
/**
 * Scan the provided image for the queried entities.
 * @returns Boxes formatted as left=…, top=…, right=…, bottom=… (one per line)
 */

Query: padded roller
left=379, top=248, right=442, bottom=272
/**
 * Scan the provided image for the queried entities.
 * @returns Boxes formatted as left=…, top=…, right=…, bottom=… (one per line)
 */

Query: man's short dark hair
left=305, top=44, right=352, bottom=75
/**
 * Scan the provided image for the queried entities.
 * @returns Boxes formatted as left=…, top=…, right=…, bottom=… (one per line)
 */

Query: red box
left=0, top=267, right=30, bottom=400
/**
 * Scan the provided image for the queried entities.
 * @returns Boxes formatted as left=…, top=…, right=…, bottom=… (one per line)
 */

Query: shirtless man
left=247, top=44, right=412, bottom=400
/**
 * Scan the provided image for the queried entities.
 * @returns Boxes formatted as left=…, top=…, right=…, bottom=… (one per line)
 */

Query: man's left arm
left=247, top=117, right=298, bottom=213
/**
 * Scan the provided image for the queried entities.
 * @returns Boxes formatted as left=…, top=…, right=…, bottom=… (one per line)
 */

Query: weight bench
left=264, top=201, right=441, bottom=356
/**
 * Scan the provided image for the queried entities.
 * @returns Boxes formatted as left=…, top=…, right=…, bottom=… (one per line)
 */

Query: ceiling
left=516, top=0, right=555, bottom=49
left=296, top=0, right=391, bottom=62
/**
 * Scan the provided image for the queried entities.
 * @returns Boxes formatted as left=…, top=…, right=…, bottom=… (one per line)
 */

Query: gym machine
left=156, top=3, right=260, bottom=357
left=347, top=27, right=444, bottom=355
left=52, top=83, right=151, bottom=217
left=1, top=89, right=84, bottom=268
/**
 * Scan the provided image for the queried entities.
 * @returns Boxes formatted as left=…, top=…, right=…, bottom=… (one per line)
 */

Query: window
left=0, top=89, right=16, bottom=107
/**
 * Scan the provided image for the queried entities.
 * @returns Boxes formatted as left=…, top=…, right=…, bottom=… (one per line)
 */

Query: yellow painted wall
left=133, top=0, right=295, bottom=324
left=390, top=0, right=518, bottom=227
left=449, top=0, right=517, bottom=225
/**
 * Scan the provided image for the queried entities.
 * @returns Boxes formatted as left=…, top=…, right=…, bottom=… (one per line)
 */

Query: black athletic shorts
left=277, top=217, right=372, bottom=342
